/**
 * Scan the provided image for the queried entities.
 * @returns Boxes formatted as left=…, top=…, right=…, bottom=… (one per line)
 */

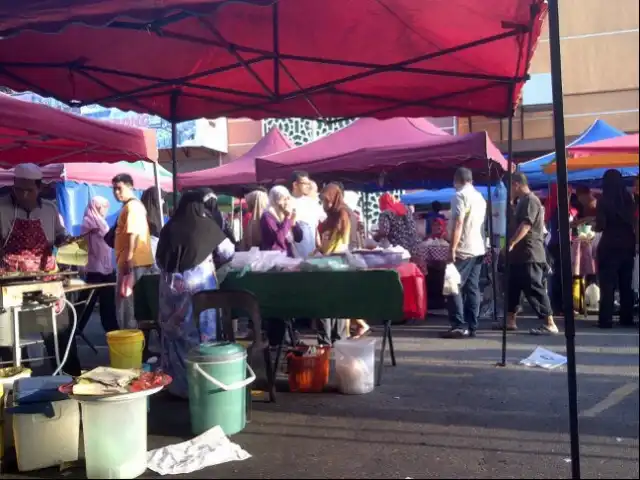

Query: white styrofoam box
left=13, top=399, right=80, bottom=472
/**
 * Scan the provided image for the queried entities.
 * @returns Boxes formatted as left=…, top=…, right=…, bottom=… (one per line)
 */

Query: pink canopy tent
left=255, top=117, right=506, bottom=189
left=177, top=127, right=293, bottom=193
left=567, top=133, right=639, bottom=156
left=0, top=93, right=158, bottom=167
left=0, top=162, right=173, bottom=191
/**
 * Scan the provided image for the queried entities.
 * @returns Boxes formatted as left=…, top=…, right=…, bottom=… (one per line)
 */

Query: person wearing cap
left=0, top=163, right=82, bottom=375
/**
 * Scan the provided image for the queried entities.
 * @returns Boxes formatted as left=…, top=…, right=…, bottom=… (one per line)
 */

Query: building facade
left=458, top=0, right=639, bottom=160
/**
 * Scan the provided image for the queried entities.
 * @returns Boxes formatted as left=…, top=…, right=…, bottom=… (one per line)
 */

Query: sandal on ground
left=492, top=323, right=518, bottom=331
left=529, top=325, right=559, bottom=336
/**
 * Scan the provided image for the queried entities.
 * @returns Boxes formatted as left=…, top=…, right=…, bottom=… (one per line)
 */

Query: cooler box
left=10, top=376, right=80, bottom=472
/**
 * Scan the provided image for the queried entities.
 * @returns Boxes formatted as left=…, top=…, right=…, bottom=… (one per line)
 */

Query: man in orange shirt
left=112, top=174, right=155, bottom=329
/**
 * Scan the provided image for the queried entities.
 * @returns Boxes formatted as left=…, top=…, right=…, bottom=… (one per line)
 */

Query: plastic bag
left=344, top=252, right=368, bottom=270
left=442, top=263, right=461, bottom=296
left=584, top=283, right=600, bottom=312
left=119, top=273, right=134, bottom=298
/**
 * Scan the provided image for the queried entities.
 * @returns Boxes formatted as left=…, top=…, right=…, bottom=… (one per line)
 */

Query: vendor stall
left=177, top=127, right=293, bottom=194
left=255, top=117, right=506, bottom=190
left=221, top=262, right=426, bottom=391
left=0, top=161, right=172, bottom=235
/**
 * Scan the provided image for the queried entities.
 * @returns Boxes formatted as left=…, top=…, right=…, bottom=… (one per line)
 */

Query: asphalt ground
left=2, top=312, right=638, bottom=479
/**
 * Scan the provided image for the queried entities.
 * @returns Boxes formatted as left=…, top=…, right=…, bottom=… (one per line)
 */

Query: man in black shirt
left=505, top=173, right=559, bottom=335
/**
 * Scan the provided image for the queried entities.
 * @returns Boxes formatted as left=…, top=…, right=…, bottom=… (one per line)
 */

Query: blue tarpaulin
left=518, top=119, right=636, bottom=187
left=56, top=181, right=143, bottom=236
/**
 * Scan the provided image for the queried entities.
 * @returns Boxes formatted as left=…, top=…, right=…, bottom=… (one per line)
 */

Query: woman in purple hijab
left=81, top=196, right=119, bottom=332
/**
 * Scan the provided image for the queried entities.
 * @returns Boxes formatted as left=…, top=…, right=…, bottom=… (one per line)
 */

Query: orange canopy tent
left=543, top=133, right=639, bottom=173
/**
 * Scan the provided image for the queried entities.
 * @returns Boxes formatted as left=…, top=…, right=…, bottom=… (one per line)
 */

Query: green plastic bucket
left=186, top=342, right=255, bottom=436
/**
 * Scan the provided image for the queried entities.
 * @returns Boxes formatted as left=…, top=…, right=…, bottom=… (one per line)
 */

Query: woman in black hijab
left=199, top=188, right=237, bottom=244
left=595, top=169, right=636, bottom=328
left=155, top=189, right=227, bottom=398
left=141, top=187, right=164, bottom=262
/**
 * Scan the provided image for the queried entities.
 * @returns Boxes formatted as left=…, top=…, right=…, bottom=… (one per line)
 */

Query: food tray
left=58, top=372, right=172, bottom=403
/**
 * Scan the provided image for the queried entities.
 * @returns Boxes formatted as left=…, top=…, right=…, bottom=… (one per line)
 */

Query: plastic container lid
left=14, top=376, right=73, bottom=405
left=187, top=341, right=246, bottom=364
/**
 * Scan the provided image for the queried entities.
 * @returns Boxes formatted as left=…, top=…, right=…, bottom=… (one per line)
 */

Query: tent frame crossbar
left=0, top=2, right=537, bottom=120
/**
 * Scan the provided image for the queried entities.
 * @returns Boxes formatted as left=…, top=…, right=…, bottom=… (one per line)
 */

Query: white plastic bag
left=442, top=263, right=461, bottom=296
left=584, top=283, right=600, bottom=312
left=520, top=346, right=567, bottom=370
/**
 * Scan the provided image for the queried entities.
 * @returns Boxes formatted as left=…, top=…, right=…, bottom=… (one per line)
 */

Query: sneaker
left=440, top=328, right=469, bottom=339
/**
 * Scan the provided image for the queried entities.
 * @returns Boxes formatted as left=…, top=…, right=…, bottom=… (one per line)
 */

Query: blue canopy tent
left=518, top=119, right=630, bottom=188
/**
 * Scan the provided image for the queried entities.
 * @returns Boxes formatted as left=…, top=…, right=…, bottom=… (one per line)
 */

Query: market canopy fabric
left=0, top=0, right=546, bottom=120
left=543, top=134, right=639, bottom=173
left=568, top=133, right=639, bottom=156
left=177, top=127, right=293, bottom=193
left=517, top=119, right=626, bottom=187
left=0, top=93, right=158, bottom=167
left=0, top=160, right=174, bottom=190
left=255, top=117, right=507, bottom=190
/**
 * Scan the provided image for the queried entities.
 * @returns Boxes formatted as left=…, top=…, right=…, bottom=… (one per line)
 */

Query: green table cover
left=220, top=270, right=404, bottom=323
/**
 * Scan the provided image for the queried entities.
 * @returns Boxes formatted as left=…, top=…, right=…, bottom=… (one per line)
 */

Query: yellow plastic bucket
left=106, top=329, right=145, bottom=369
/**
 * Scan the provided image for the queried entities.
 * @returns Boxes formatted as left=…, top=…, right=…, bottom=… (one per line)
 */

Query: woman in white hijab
left=259, top=185, right=303, bottom=257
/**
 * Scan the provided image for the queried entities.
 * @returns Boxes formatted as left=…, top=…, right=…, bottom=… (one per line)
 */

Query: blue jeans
left=447, top=256, right=484, bottom=331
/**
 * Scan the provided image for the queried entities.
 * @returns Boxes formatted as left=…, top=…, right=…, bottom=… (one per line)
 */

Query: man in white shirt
left=290, top=171, right=326, bottom=258
left=442, top=167, right=487, bottom=338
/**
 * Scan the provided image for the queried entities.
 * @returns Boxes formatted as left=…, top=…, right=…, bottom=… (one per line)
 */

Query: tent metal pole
left=486, top=167, right=499, bottom=339
left=153, top=162, right=164, bottom=226
left=170, top=91, right=179, bottom=208
left=548, top=0, right=581, bottom=477
left=500, top=113, right=514, bottom=366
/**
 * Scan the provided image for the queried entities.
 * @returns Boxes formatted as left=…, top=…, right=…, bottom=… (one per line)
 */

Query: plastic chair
left=191, top=289, right=275, bottom=404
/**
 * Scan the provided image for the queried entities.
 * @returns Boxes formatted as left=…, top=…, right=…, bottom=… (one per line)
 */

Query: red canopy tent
left=0, top=93, right=158, bottom=167
left=0, top=0, right=545, bottom=121
left=177, top=127, right=293, bottom=193
left=254, top=117, right=506, bottom=189
left=0, top=2, right=587, bottom=476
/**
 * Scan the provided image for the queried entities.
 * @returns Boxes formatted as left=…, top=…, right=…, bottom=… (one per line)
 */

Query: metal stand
left=548, top=0, right=581, bottom=476
left=9, top=304, right=58, bottom=367
left=375, top=320, right=397, bottom=386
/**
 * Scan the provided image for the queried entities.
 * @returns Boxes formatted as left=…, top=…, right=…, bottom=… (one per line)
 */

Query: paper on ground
left=520, top=346, right=567, bottom=370
left=147, top=426, right=251, bottom=475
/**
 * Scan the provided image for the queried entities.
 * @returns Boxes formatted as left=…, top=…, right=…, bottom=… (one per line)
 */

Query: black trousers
left=317, top=319, right=348, bottom=346
left=597, top=250, right=635, bottom=326
left=78, top=271, right=118, bottom=333
left=265, top=318, right=298, bottom=347
left=508, top=262, right=552, bottom=320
